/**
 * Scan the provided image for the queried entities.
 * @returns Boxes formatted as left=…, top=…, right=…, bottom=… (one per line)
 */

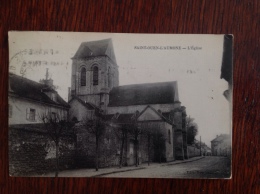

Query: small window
left=27, top=108, right=36, bottom=121
left=168, top=130, right=171, bottom=144
left=93, top=66, right=98, bottom=85
left=9, top=104, right=12, bottom=118
left=81, top=67, right=86, bottom=86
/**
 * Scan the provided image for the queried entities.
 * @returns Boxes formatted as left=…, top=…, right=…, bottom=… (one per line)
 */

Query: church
left=68, top=39, right=188, bottom=167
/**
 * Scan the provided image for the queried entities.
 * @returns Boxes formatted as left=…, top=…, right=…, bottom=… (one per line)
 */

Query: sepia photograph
left=8, top=32, right=232, bottom=178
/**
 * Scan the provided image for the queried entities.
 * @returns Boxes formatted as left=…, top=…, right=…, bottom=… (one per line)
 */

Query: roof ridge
left=69, top=97, right=95, bottom=110
left=108, top=81, right=177, bottom=107
left=72, top=39, right=113, bottom=60
left=10, top=73, right=69, bottom=108
left=211, top=134, right=230, bottom=142
left=137, top=105, right=172, bottom=125
left=81, top=38, right=111, bottom=45
left=9, top=73, right=45, bottom=87
left=86, top=101, right=98, bottom=109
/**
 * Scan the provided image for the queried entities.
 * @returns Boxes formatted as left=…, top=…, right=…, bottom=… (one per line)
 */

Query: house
left=68, top=39, right=188, bottom=167
left=211, top=134, right=231, bottom=156
left=8, top=72, right=73, bottom=175
left=9, top=72, right=69, bottom=125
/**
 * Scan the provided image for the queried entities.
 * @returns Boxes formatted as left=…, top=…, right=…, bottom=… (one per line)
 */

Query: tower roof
left=72, top=39, right=117, bottom=63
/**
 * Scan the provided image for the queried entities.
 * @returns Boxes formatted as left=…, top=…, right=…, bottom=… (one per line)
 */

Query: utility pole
left=200, top=136, right=202, bottom=156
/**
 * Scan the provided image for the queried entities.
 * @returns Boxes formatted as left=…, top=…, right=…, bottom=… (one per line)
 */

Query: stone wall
left=187, top=145, right=201, bottom=158
left=75, top=126, right=120, bottom=168
left=9, top=126, right=75, bottom=176
left=76, top=122, right=174, bottom=168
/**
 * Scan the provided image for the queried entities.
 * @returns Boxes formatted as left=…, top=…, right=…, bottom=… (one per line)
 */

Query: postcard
left=8, top=32, right=232, bottom=178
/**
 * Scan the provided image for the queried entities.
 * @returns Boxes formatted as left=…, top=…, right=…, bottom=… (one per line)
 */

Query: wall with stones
left=76, top=122, right=171, bottom=168
left=75, top=126, right=120, bottom=168
left=75, top=121, right=176, bottom=168
left=137, top=121, right=174, bottom=164
left=187, top=145, right=201, bottom=158
left=9, top=126, right=75, bottom=176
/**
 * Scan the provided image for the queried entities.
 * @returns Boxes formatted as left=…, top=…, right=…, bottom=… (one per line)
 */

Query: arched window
left=93, top=66, right=98, bottom=85
left=168, top=130, right=171, bottom=144
left=80, top=67, right=86, bottom=86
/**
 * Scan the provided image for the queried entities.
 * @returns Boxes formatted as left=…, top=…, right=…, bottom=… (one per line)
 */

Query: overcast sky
left=9, top=32, right=231, bottom=146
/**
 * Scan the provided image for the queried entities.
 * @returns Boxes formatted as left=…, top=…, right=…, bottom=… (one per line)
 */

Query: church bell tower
left=69, top=39, right=119, bottom=108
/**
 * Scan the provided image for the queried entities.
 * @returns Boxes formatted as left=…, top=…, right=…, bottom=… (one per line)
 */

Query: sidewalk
left=41, top=156, right=205, bottom=177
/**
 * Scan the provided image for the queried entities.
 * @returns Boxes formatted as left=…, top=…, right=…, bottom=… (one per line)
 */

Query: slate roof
left=106, top=106, right=172, bottom=125
left=10, top=124, right=74, bottom=136
left=105, top=113, right=134, bottom=124
left=138, top=105, right=173, bottom=124
left=211, top=134, right=230, bottom=142
left=108, top=81, right=179, bottom=107
left=68, top=96, right=97, bottom=110
left=9, top=73, right=69, bottom=108
left=72, top=39, right=117, bottom=63
left=162, top=112, right=171, bottom=121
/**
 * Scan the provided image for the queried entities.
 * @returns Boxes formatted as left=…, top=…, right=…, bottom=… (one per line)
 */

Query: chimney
left=39, top=68, right=54, bottom=88
left=45, top=78, right=54, bottom=88
left=40, top=69, right=57, bottom=102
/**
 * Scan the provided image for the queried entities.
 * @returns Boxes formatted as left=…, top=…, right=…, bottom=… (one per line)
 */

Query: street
left=42, top=156, right=231, bottom=178
left=100, top=156, right=231, bottom=178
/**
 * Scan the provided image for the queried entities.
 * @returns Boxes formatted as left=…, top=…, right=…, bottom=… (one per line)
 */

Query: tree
left=40, top=111, right=75, bottom=177
left=186, top=116, right=198, bottom=145
left=128, top=111, right=143, bottom=167
left=81, top=108, right=106, bottom=171
left=111, top=122, right=129, bottom=168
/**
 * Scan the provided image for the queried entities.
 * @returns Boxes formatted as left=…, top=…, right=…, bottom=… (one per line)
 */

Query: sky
left=9, top=32, right=231, bottom=146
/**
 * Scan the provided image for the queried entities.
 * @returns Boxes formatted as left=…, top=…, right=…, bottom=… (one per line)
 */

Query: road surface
left=101, top=156, right=231, bottom=178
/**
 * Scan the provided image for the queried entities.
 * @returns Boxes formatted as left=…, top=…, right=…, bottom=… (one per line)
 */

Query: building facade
left=9, top=73, right=74, bottom=175
left=69, top=39, right=188, bottom=167
left=9, top=73, right=69, bottom=125
left=211, top=134, right=231, bottom=156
